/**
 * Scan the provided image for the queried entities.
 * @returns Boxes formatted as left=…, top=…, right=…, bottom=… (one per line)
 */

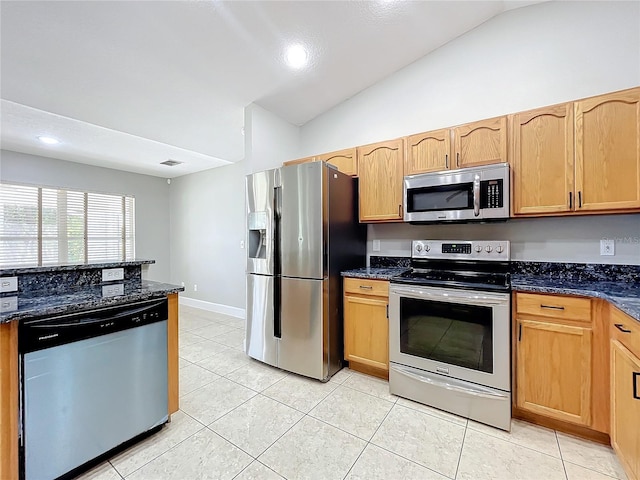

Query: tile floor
left=77, top=305, right=628, bottom=480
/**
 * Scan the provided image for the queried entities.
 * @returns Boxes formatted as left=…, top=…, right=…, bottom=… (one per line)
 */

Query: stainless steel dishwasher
left=19, top=298, right=169, bottom=480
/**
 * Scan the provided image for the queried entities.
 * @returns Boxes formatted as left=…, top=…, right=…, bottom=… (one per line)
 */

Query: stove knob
left=475, top=245, right=482, bottom=253
left=424, top=245, right=430, bottom=252
left=496, top=245, right=504, bottom=254
left=416, top=244, right=423, bottom=252
left=485, top=245, right=493, bottom=253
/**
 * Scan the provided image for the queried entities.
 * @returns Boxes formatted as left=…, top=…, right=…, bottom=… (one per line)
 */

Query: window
left=0, top=183, right=135, bottom=267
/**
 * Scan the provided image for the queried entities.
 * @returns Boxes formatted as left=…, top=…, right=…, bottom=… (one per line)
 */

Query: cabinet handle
left=578, top=191, right=582, bottom=208
left=445, top=154, right=449, bottom=169
left=569, top=192, right=573, bottom=209
left=540, top=304, right=564, bottom=310
left=398, top=204, right=402, bottom=218
left=456, top=152, right=460, bottom=167
left=634, top=372, right=640, bottom=400
left=615, top=323, right=632, bottom=333
left=518, top=323, right=522, bottom=341
left=386, top=304, right=389, bottom=319
left=359, top=285, right=373, bottom=290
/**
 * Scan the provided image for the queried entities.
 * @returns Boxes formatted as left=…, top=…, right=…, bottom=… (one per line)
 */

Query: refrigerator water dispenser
left=248, top=211, right=268, bottom=259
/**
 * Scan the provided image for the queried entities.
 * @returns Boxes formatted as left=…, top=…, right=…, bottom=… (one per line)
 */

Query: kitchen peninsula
left=0, top=260, right=183, bottom=480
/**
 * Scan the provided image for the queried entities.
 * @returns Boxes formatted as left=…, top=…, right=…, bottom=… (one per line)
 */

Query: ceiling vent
left=160, top=159, right=183, bottom=167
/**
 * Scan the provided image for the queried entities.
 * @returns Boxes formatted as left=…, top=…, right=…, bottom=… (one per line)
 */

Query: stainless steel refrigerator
left=245, top=162, right=366, bottom=381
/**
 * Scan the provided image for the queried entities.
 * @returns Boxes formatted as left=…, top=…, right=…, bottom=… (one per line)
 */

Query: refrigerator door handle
left=274, top=185, right=282, bottom=338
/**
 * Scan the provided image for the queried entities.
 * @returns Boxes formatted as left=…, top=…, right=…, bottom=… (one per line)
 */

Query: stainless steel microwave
left=404, top=163, right=510, bottom=223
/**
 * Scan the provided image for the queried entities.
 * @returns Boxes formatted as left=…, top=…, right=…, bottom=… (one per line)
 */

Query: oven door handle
left=390, top=287, right=509, bottom=307
left=391, top=364, right=509, bottom=400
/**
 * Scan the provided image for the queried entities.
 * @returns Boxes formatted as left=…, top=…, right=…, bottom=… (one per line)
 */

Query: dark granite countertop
left=341, top=267, right=410, bottom=281
left=0, top=280, right=184, bottom=323
left=1, top=259, right=155, bottom=276
left=511, top=275, right=640, bottom=323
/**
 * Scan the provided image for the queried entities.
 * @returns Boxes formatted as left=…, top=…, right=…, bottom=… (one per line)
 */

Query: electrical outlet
left=372, top=239, right=381, bottom=252
left=240, top=240, right=245, bottom=249
left=102, top=268, right=124, bottom=282
left=194, top=284, right=198, bottom=292
left=102, top=283, right=124, bottom=297
left=181, top=281, right=185, bottom=287
left=0, top=276, right=18, bottom=293
left=0, top=296, right=17, bottom=312
left=600, top=239, right=615, bottom=256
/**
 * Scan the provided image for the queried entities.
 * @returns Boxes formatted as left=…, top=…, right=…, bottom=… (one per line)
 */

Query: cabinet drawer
left=611, top=306, right=640, bottom=359
left=516, top=293, right=592, bottom=323
left=344, top=277, right=389, bottom=297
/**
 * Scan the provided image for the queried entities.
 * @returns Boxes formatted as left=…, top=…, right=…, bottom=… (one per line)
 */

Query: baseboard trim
left=179, top=296, right=245, bottom=319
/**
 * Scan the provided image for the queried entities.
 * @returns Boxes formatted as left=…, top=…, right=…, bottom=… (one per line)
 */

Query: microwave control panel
left=480, top=179, right=503, bottom=209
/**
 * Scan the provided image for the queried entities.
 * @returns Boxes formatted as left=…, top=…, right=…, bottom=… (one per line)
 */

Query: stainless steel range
left=389, top=240, right=511, bottom=431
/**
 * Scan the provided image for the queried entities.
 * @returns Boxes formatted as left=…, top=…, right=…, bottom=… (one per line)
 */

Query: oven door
left=389, top=283, right=510, bottom=391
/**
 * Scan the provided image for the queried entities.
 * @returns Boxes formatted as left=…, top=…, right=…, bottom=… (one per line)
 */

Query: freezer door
left=280, top=162, right=326, bottom=280
left=279, top=277, right=327, bottom=380
left=246, top=274, right=278, bottom=367
left=246, top=169, right=276, bottom=276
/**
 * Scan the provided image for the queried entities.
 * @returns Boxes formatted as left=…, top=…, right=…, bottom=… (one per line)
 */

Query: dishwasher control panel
left=19, top=298, right=168, bottom=353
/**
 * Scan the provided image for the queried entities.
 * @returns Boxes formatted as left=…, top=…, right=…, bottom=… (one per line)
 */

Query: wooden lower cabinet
left=516, top=319, right=592, bottom=425
left=0, top=321, right=19, bottom=480
left=611, top=340, right=640, bottom=480
left=343, top=278, right=389, bottom=379
left=168, top=293, right=180, bottom=415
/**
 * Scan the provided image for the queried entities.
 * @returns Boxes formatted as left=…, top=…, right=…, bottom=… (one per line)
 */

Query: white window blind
left=0, top=183, right=135, bottom=267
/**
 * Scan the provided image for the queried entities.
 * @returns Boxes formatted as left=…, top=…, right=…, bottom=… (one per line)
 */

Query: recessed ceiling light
left=285, top=44, right=308, bottom=70
left=37, top=136, right=60, bottom=145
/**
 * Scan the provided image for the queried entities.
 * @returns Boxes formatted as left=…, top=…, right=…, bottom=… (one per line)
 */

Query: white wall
left=169, top=103, right=300, bottom=315
left=298, top=1, right=640, bottom=265
left=0, top=150, right=171, bottom=280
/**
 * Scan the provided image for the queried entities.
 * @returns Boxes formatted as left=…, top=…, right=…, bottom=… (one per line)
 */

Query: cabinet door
left=517, top=320, right=592, bottom=425
left=511, top=104, right=575, bottom=215
left=283, top=156, right=316, bottom=166
left=405, top=129, right=451, bottom=175
left=453, top=116, right=508, bottom=169
left=611, top=340, right=640, bottom=480
left=575, top=87, right=640, bottom=211
left=317, top=148, right=357, bottom=176
left=357, top=139, right=404, bottom=222
left=344, top=294, right=389, bottom=372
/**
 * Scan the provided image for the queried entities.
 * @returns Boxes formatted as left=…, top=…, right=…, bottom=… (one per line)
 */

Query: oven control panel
left=412, top=240, right=510, bottom=261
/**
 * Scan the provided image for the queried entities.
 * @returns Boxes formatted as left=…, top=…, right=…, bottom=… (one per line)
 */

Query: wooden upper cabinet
left=575, top=87, right=640, bottom=211
left=357, top=139, right=404, bottom=222
left=405, top=129, right=451, bottom=175
left=453, top=116, right=508, bottom=169
left=283, top=156, right=316, bottom=166
left=317, top=148, right=357, bottom=176
left=511, top=104, right=575, bottom=215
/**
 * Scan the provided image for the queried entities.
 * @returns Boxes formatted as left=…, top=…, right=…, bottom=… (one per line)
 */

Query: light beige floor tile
left=309, top=385, right=393, bottom=440
left=467, top=418, right=560, bottom=458
left=179, top=331, right=207, bottom=347
left=179, top=363, right=220, bottom=397
left=180, top=377, right=256, bottom=425
left=179, top=339, right=229, bottom=363
left=225, top=361, right=288, bottom=392
left=557, top=432, right=627, bottom=479
left=262, top=373, right=338, bottom=413
left=328, top=367, right=354, bottom=385
left=196, top=348, right=252, bottom=376
left=345, top=444, right=449, bottom=480
left=179, top=357, right=192, bottom=369
left=127, top=428, right=251, bottom=480
left=565, top=461, right=628, bottom=480
left=370, top=404, right=465, bottom=478
left=342, top=371, right=397, bottom=402
left=212, top=314, right=246, bottom=328
left=210, top=395, right=304, bottom=457
left=75, top=461, right=121, bottom=480
left=259, top=416, right=366, bottom=480
left=234, top=461, right=285, bottom=480
left=179, top=315, right=215, bottom=332
left=212, top=329, right=246, bottom=350
left=110, top=410, right=204, bottom=477
left=396, top=396, right=468, bottom=427
left=457, top=428, right=566, bottom=480
left=190, top=323, right=237, bottom=340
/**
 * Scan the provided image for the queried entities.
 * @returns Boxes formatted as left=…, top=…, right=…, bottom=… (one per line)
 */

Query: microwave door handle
left=473, top=174, right=480, bottom=217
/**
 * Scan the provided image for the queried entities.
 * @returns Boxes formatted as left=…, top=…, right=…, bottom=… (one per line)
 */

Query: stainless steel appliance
left=245, top=162, right=365, bottom=381
left=404, top=163, right=510, bottom=223
left=19, top=299, right=169, bottom=480
left=389, top=240, right=512, bottom=430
